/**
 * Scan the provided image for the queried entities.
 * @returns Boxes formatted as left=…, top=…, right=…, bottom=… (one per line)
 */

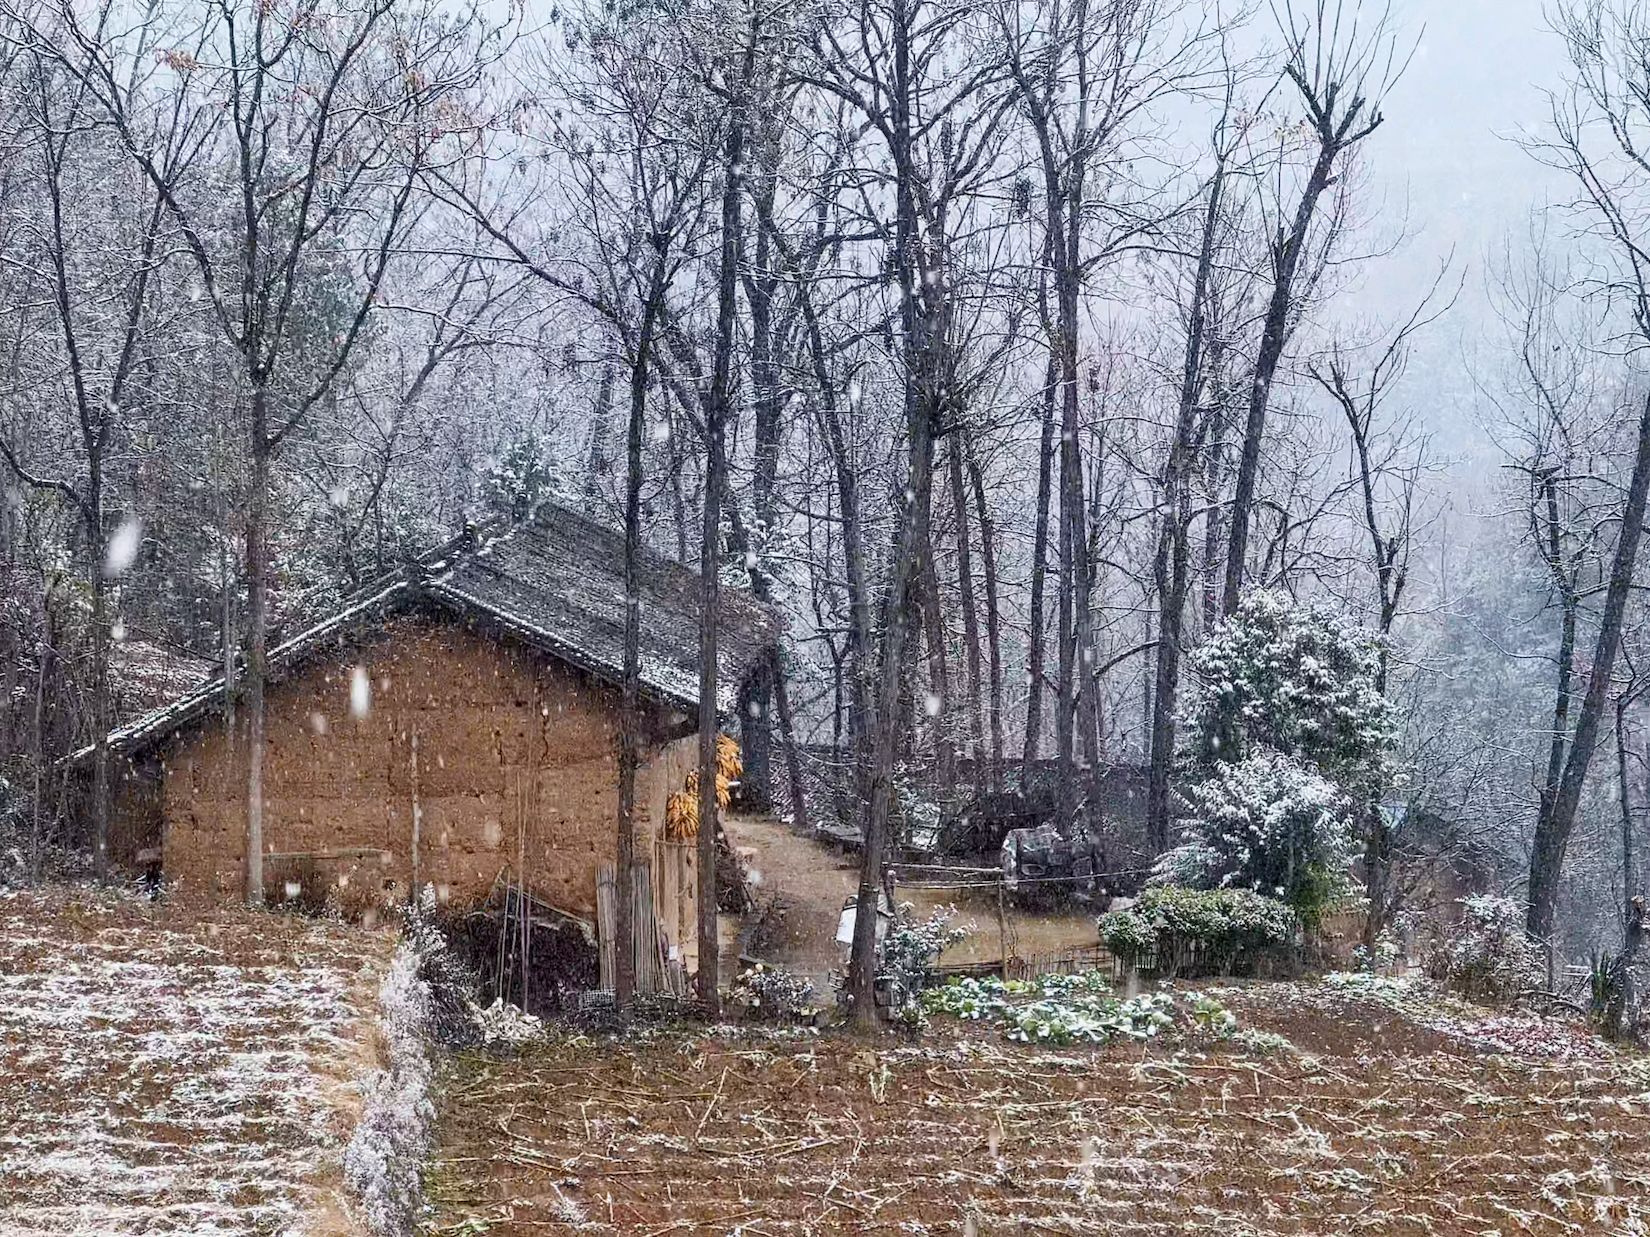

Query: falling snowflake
left=104, top=517, right=142, bottom=577
left=350, top=666, right=371, bottom=718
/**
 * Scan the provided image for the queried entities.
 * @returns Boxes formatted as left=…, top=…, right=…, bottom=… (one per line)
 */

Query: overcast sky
left=1360, top=0, right=1563, bottom=321
left=1328, top=0, right=1573, bottom=470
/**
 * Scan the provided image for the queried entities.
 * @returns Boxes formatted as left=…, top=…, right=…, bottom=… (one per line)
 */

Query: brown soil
left=425, top=988, right=1650, bottom=1235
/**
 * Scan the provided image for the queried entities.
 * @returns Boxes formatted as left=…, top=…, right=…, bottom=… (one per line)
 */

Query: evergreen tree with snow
left=1160, top=591, right=1397, bottom=923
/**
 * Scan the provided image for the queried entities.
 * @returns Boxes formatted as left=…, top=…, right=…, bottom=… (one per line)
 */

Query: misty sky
left=1329, top=0, right=1573, bottom=472
left=1361, top=0, right=1562, bottom=327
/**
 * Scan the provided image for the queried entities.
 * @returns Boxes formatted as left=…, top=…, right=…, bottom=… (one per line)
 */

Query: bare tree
left=12, top=0, right=502, bottom=901
left=0, top=10, right=183, bottom=878
left=1516, top=0, right=1650, bottom=942
left=1221, top=0, right=1403, bottom=614
left=1307, top=266, right=1455, bottom=943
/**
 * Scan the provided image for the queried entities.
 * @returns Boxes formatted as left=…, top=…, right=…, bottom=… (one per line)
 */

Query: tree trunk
left=1054, top=271, right=1084, bottom=835
left=1202, top=387, right=1227, bottom=634
left=918, top=545, right=954, bottom=795
left=697, top=67, right=748, bottom=1014
left=617, top=248, right=670, bottom=1017
left=848, top=0, right=932, bottom=1028
left=741, top=173, right=782, bottom=814
left=1147, top=161, right=1223, bottom=851
left=949, top=432, right=986, bottom=780
left=964, top=434, right=1005, bottom=791
left=217, top=421, right=237, bottom=745
left=1620, top=701, right=1638, bottom=925
left=772, top=648, right=811, bottom=835
left=1023, top=354, right=1057, bottom=768
left=89, top=471, right=109, bottom=881
left=1528, top=392, right=1650, bottom=942
left=584, top=366, right=615, bottom=499
left=30, top=590, right=52, bottom=886
left=1221, top=143, right=1339, bottom=615
left=244, top=410, right=270, bottom=906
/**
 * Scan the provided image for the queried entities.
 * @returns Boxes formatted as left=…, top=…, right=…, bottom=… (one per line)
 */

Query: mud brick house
left=94, top=504, right=776, bottom=970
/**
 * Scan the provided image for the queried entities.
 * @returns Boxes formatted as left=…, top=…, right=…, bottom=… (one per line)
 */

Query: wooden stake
left=517, top=773, right=528, bottom=1006
left=409, top=729, right=421, bottom=901
left=997, top=873, right=1009, bottom=980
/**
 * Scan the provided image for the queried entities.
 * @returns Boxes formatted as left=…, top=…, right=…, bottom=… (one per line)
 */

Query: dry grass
left=424, top=976, right=1650, bottom=1235
left=0, top=886, right=394, bottom=1237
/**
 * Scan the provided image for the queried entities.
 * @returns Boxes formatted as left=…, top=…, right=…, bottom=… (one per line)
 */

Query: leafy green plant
left=922, top=975, right=1015, bottom=1021
left=878, top=905, right=971, bottom=999
left=1229, top=1026, right=1293, bottom=1054
left=920, top=973, right=1241, bottom=1048
left=1169, top=591, right=1397, bottom=926
left=1154, top=753, right=1356, bottom=925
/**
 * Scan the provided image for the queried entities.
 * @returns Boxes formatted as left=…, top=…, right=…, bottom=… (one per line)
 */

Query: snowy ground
left=0, top=888, right=392, bottom=1237
left=425, top=973, right=1650, bottom=1235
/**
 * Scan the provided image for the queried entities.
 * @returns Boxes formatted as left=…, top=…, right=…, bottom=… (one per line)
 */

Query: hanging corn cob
left=664, top=734, right=742, bottom=841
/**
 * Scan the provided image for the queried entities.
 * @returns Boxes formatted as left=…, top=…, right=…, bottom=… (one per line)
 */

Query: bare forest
left=4, top=0, right=1650, bottom=1029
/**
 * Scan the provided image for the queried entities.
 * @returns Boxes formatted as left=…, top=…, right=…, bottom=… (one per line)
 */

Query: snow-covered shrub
left=1351, top=925, right=1406, bottom=973
left=1155, top=752, right=1357, bottom=924
left=345, top=888, right=546, bottom=1236
left=1099, top=886, right=1299, bottom=977
left=1423, top=894, right=1544, bottom=1003
left=1184, top=590, right=1397, bottom=788
left=878, top=905, right=970, bottom=999
left=472, top=997, right=546, bottom=1051
left=345, top=943, right=436, bottom=1237
left=482, top=430, right=564, bottom=520
left=729, top=962, right=816, bottom=1021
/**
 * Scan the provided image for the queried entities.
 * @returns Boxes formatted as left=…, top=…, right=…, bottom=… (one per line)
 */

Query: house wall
left=124, top=616, right=698, bottom=963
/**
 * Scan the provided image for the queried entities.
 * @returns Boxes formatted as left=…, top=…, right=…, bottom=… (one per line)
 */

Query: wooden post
left=521, top=775, right=533, bottom=1012
left=997, top=873, right=1009, bottom=980
left=516, top=773, right=528, bottom=1005
left=409, top=730, right=421, bottom=901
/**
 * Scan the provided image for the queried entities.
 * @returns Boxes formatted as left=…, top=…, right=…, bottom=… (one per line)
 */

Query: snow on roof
left=81, top=502, right=779, bottom=761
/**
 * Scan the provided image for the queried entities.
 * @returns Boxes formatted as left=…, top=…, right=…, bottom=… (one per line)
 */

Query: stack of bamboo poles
left=596, top=862, right=686, bottom=997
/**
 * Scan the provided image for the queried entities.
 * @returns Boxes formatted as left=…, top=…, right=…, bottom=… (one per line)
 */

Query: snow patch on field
left=0, top=891, right=389, bottom=1237
left=1316, top=971, right=1615, bottom=1060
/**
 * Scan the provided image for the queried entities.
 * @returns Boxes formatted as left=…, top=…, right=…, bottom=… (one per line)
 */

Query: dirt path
left=721, top=814, right=859, bottom=993
left=721, top=815, right=1102, bottom=982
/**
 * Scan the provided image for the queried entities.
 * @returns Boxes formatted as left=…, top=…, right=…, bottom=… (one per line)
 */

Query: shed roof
left=88, top=503, right=779, bottom=761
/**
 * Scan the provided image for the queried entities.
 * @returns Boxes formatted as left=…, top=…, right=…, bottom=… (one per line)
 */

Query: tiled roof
left=84, top=503, right=778, bottom=761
